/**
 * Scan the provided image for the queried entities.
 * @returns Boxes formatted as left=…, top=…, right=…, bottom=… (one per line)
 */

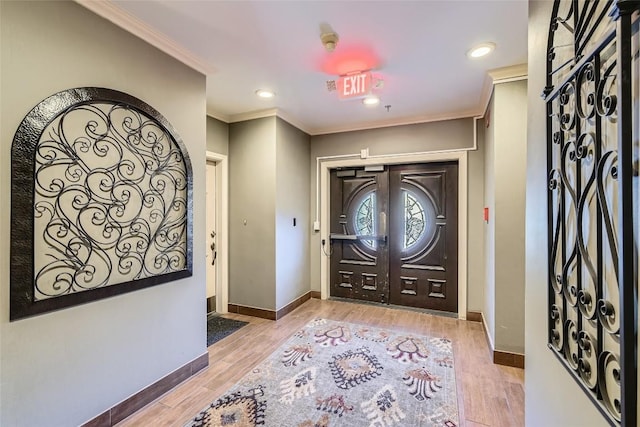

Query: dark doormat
left=207, top=314, right=248, bottom=347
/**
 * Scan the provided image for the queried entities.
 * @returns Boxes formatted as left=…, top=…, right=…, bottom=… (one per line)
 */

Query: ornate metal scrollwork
left=10, top=87, right=193, bottom=320
left=544, top=1, right=638, bottom=425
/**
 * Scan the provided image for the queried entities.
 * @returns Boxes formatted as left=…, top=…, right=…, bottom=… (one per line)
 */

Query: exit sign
left=337, top=72, right=372, bottom=99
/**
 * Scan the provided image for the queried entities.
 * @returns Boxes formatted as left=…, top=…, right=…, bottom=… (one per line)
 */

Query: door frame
left=206, top=151, right=229, bottom=314
left=319, top=150, right=468, bottom=319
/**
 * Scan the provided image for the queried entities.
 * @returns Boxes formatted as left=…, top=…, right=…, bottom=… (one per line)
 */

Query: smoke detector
left=321, top=31, right=339, bottom=52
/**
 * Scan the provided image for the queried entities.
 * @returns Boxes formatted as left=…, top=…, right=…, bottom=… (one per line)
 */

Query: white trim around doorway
left=206, top=151, right=229, bottom=314
left=319, top=150, right=468, bottom=320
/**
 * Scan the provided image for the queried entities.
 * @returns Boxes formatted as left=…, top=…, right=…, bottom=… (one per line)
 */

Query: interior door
left=205, top=160, right=217, bottom=312
left=388, top=163, right=458, bottom=312
left=329, top=168, right=389, bottom=303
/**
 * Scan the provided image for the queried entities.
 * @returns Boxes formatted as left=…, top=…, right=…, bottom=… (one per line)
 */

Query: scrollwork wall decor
left=544, top=1, right=638, bottom=425
left=10, top=87, right=193, bottom=320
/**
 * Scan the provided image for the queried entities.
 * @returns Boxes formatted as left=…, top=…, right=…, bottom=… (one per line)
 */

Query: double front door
left=329, top=162, right=458, bottom=313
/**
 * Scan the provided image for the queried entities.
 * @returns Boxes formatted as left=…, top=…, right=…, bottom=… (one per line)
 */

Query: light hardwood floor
left=117, top=298, right=524, bottom=427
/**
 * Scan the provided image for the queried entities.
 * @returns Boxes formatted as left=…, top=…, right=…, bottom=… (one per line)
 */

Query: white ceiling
left=81, top=0, right=528, bottom=135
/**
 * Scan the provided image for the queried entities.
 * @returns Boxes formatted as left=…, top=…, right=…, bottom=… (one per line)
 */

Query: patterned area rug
left=207, top=315, right=248, bottom=347
left=188, top=318, right=459, bottom=426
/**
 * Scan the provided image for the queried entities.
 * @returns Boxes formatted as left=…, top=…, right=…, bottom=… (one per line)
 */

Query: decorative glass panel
left=403, top=190, right=426, bottom=249
left=354, top=191, right=376, bottom=248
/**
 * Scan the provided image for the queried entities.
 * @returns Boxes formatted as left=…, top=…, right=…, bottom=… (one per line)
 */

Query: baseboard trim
left=493, top=350, right=525, bottom=368
left=466, top=311, right=482, bottom=322
left=479, top=312, right=525, bottom=369
left=310, top=291, right=321, bottom=299
left=228, top=292, right=313, bottom=321
left=480, top=312, right=494, bottom=358
left=276, top=292, right=311, bottom=319
left=227, top=304, right=276, bottom=320
left=82, top=352, right=209, bottom=427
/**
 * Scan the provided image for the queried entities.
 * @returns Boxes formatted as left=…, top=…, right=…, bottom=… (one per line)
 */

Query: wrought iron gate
left=544, top=1, right=638, bottom=425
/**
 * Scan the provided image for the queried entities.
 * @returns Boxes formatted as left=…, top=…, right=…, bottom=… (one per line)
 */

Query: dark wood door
left=329, top=168, right=389, bottom=303
left=329, top=162, right=458, bottom=313
left=388, top=163, right=458, bottom=312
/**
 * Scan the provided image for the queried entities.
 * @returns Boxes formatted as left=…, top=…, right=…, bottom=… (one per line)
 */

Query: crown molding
left=476, top=63, right=528, bottom=118
left=206, top=110, right=230, bottom=123
left=273, top=110, right=312, bottom=135
left=478, top=74, right=495, bottom=118
left=208, top=107, right=480, bottom=136
left=225, top=109, right=312, bottom=135
left=75, top=0, right=217, bottom=75
left=488, top=63, right=528, bottom=83
left=228, top=108, right=279, bottom=123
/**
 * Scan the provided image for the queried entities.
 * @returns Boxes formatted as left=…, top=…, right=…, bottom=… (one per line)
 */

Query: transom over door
left=329, top=162, right=458, bottom=313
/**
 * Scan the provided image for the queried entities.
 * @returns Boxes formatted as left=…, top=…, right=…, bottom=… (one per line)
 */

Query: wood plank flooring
left=117, top=298, right=524, bottom=427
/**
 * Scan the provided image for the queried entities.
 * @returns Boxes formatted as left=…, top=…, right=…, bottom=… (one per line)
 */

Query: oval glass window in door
left=403, top=190, right=426, bottom=249
left=402, top=188, right=438, bottom=254
left=354, top=191, right=376, bottom=249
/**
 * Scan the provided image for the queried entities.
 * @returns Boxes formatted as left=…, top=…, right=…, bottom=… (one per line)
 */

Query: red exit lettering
left=337, top=72, right=372, bottom=99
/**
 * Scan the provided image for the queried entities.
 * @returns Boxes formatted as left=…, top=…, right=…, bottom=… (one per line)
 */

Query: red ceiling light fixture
left=320, top=45, right=381, bottom=76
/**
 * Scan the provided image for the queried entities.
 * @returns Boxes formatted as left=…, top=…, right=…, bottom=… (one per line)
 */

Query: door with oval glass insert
left=388, top=163, right=458, bottom=312
left=329, top=168, right=389, bottom=303
left=329, top=162, right=458, bottom=313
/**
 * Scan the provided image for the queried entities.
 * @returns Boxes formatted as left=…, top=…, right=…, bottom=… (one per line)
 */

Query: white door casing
left=206, top=151, right=229, bottom=313
left=205, top=160, right=217, bottom=300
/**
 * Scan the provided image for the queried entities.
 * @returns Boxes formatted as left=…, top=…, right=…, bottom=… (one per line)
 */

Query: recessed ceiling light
left=467, top=42, right=495, bottom=59
left=362, top=96, right=380, bottom=106
left=255, top=89, right=275, bottom=99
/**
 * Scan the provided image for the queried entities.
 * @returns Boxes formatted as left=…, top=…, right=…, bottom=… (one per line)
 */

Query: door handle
left=379, top=211, right=387, bottom=239
left=339, top=214, right=348, bottom=234
left=210, top=231, right=217, bottom=266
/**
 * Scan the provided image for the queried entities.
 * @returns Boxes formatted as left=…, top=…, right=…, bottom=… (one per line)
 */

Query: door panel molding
left=206, top=151, right=228, bottom=314
left=320, top=151, right=468, bottom=319
left=401, top=264, right=445, bottom=272
left=339, top=260, right=376, bottom=267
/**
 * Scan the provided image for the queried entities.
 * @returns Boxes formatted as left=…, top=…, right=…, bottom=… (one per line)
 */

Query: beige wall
left=483, top=94, right=496, bottom=343
left=228, top=118, right=277, bottom=310
left=0, top=2, right=207, bottom=425
left=494, top=80, right=527, bottom=353
left=467, top=119, right=486, bottom=312
left=526, top=1, right=607, bottom=425
left=228, top=117, right=311, bottom=312
left=207, top=115, right=229, bottom=155
left=275, top=118, right=311, bottom=310
left=482, top=80, right=527, bottom=355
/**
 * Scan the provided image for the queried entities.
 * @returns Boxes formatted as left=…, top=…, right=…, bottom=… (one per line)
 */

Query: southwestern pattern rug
left=186, top=318, right=459, bottom=427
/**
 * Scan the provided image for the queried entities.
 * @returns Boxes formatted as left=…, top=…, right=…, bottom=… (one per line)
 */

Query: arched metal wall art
left=10, top=87, right=193, bottom=320
left=543, top=1, right=638, bottom=425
